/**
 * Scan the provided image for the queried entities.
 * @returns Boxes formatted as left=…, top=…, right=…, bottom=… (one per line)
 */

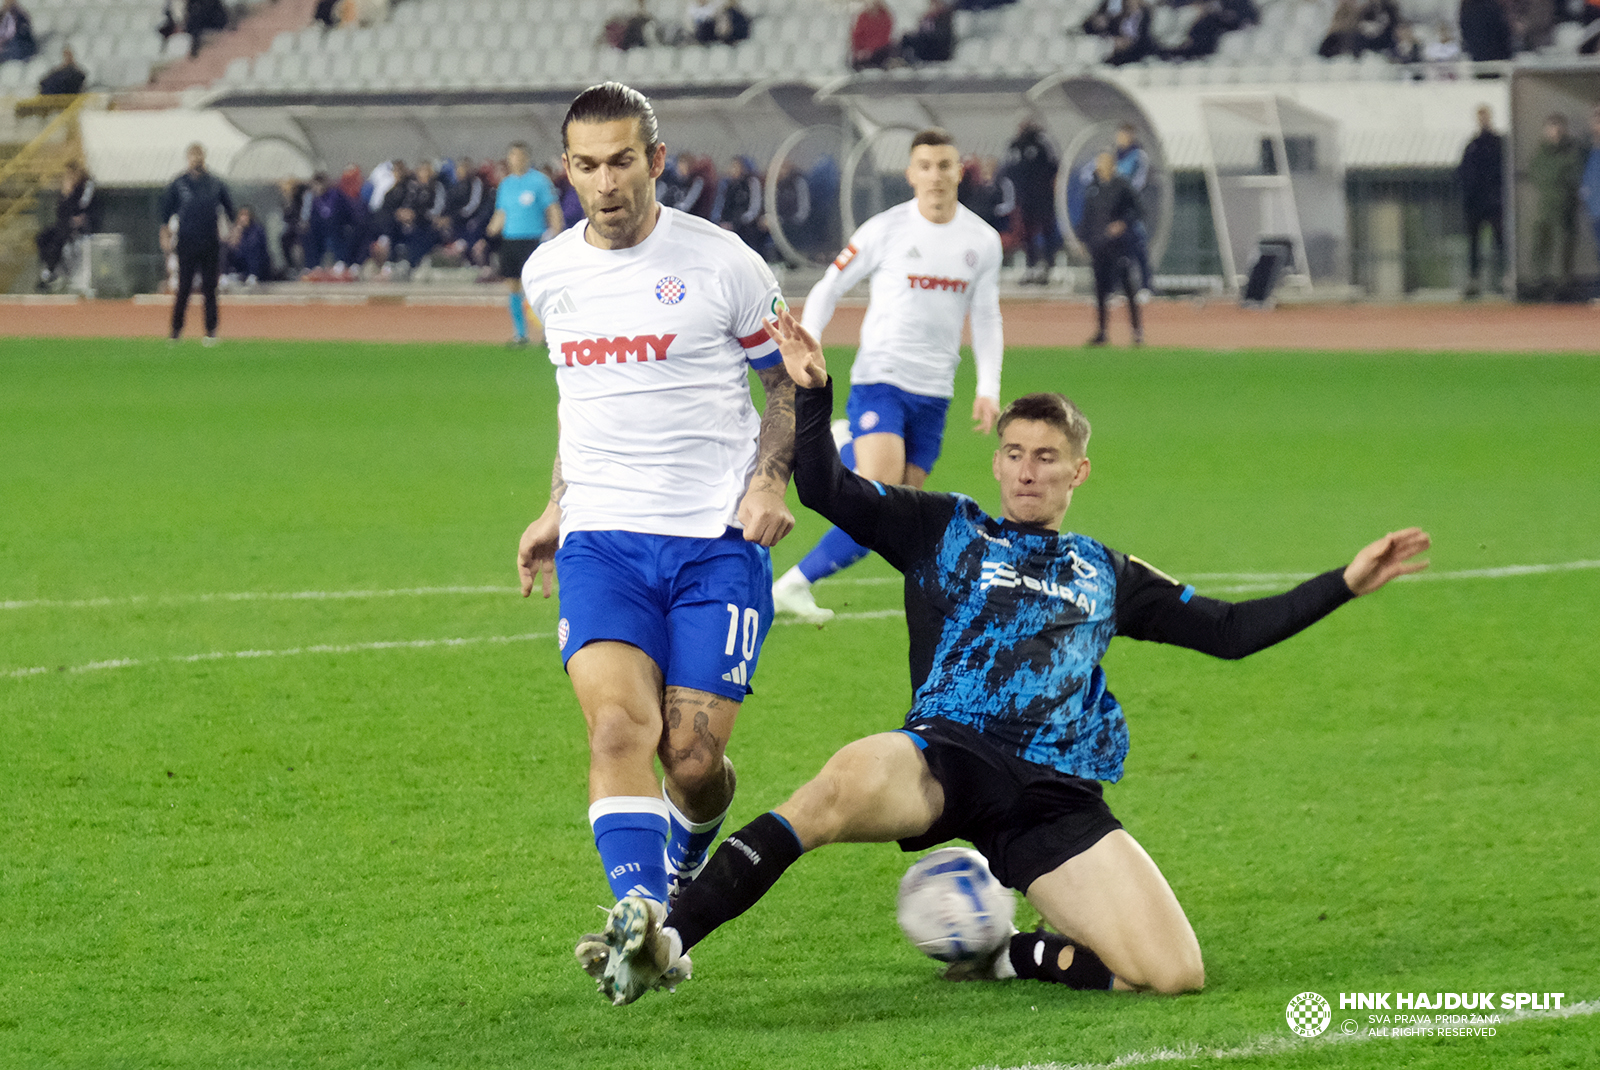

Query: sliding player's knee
left=1134, top=945, right=1205, bottom=995
left=781, top=765, right=868, bottom=847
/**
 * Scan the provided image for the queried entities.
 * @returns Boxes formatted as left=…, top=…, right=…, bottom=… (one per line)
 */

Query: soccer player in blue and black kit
left=488, top=141, right=563, bottom=346
left=592, top=307, right=1431, bottom=1004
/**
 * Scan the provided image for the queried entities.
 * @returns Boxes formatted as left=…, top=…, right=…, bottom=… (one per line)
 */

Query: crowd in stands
left=265, top=146, right=841, bottom=283
left=604, top=0, right=754, bottom=49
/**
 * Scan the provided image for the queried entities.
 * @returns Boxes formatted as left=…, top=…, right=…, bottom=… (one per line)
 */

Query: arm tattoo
left=752, top=364, right=797, bottom=490
left=550, top=452, right=566, bottom=504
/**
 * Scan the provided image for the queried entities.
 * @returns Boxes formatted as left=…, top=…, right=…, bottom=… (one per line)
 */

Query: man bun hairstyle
left=997, top=393, right=1092, bottom=456
left=563, top=81, right=661, bottom=157
left=911, top=127, right=956, bottom=151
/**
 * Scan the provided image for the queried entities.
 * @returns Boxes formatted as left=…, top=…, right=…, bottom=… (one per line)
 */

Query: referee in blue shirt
left=159, top=143, right=235, bottom=344
left=488, top=141, right=563, bottom=346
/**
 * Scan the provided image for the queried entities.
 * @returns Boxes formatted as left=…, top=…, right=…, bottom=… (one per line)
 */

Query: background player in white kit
left=772, top=128, right=1004, bottom=624
left=513, top=83, right=797, bottom=1003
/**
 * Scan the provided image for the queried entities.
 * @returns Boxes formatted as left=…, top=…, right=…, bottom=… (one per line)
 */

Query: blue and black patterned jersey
left=792, top=379, right=1356, bottom=783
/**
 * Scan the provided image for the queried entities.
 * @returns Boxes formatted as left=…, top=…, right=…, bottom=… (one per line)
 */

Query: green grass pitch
left=2, top=337, right=1597, bottom=1069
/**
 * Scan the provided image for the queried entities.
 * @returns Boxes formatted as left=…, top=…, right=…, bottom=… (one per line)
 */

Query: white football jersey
left=801, top=200, right=1003, bottom=401
left=523, top=207, right=785, bottom=541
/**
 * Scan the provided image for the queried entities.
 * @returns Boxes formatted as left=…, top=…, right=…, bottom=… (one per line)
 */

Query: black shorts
left=499, top=237, right=540, bottom=279
left=897, top=718, right=1123, bottom=892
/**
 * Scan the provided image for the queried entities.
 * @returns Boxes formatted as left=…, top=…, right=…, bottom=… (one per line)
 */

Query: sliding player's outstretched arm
left=1115, top=529, right=1431, bottom=658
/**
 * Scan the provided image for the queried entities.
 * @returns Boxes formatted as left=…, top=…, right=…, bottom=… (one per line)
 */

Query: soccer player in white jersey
left=513, top=82, right=798, bottom=1004
left=771, top=128, right=1005, bottom=624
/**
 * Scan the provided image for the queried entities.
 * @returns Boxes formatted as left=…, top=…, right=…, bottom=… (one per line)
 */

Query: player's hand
left=738, top=486, right=794, bottom=547
left=517, top=502, right=562, bottom=598
left=972, top=396, right=1000, bottom=434
left=764, top=306, right=827, bottom=390
left=1343, top=527, right=1431, bottom=596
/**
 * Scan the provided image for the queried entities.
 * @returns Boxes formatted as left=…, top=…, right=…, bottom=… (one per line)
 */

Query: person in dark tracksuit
left=1075, top=152, right=1143, bottom=347
left=159, top=143, right=235, bottom=342
left=1457, top=105, right=1503, bottom=298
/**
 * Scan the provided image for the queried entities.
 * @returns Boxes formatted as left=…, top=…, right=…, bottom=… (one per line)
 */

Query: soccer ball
left=895, top=847, right=1016, bottom=963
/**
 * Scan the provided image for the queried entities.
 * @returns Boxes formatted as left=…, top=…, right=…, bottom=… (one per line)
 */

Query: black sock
left=1008, top=930, right=1114, bottom=990
left=664, top=811, right=803, bottom=953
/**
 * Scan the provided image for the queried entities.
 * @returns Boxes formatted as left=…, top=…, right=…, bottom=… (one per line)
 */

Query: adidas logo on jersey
left=550, top=289, right=577, bottom=316
left=907, top=275, right=970, bottom=293
left=559, top=333, right=676, bottom=367
left=721, top=661, right=749, bottom=687
left=907, top=246, right=921, bottom=258
left=980, top=560, right=1099, bottom=615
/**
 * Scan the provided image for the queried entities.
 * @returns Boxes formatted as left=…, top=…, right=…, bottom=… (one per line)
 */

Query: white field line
left=972, top=999, right=1599, bottom=1070
left=0, top=585, right=513, bottom=612
left=5, top=560, right=1595, bottom=614
left=0, top=610, right=904, bottom=681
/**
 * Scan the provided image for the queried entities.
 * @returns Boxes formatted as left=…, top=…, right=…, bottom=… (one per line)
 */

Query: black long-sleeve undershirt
left=793, top=377, right=1355, bottom=665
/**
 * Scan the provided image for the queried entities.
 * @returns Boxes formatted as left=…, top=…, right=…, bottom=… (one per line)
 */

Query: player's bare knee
left=585, top=702, right=659, bottom=767
left=1139, top=950, right=1205, bottom=995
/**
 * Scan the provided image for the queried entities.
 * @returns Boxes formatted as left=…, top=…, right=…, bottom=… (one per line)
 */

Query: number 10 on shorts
left=725, top=603, right=760, bottom=660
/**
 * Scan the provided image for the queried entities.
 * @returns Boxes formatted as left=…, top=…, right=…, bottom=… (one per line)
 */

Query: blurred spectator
left=1358, top=0, right=1400, bottom=53
left=683, top=153, right=719, bottom=218
left=1076, top=151, right=1143, bottom=346
left=1319, top=0, right=1362, bottom=55
left=1528, top=113, right=1583, bottom=297
left=1390, top=20, right=1423, bottom=61
left=1082, top=0, right=1125, bottom=37
left=1457, top=105, right=1503, bottom=296
left=852, top=0, right=896, bottom=69
left=1423, top=19, right=1463, bottom=60
left=35, top=160, right=95, bottom=289
left=901, top=0, right=955, bottom=62
left=1320, top=0, right=1396, bottom=56
left=1459, top=0, right=1513, bottom=60
left=159, top=143, right=235, bottom=340
left=368, top=160, right=414, bottom=271
left=442, top=157, right=489, bottom=262
left=709, top=0, right=751, bottom=44
left=1582, top=108, right=1600, bottom=264
left=223, top=205, right=272, bottom=284
left=773, top=158, right=812, bottom=259
left=958, top=154, right=1015, bottom=239
left=385, top=159, right=447, bottom=272
left=304, top=171, right=358, bottom=279
left=688, top=0, right=718, bottom=43
left=604, top=0, right=656, bottom=49
left=0, top=0, right=37, bottom=62
left=1113, top=123, right=1153, bottom=297
left=1001, top=120, right=1059, bottom=284
left=278, top=176, right=311, bottom=274
left=712, top=155, right=768, bottom=256
left=183, top=0, right=229, bottom=57
left=37, top=46, right=87, bottom=94
left=1107, top=0, right=1157, bottom=64
left=657, top=154, right=693, bottom=210
left=1162, top=0, right=1259, bottom=60
left=314, top=0, right=341, bottom=28
left=1503, top=0, right=1554, bottom=51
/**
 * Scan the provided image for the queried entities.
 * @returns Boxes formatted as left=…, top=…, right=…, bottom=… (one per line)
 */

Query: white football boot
left=600, top=896, right=692, bottom=1006
left=772, top=566, right=834, bottom=625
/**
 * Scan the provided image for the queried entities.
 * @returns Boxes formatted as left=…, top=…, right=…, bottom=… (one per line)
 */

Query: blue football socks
left=590, top=797, right=671, bottom=903
left=508, top=292, right=529, bottom=341
left=664, top=788, right=726, bottom=880
left=797, top=525, right=873, bottom=584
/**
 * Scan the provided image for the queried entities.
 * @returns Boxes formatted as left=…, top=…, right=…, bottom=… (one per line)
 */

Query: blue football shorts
left=845, top=382, right=952, bottom=474
left=554, top=528, right=774, bottom=701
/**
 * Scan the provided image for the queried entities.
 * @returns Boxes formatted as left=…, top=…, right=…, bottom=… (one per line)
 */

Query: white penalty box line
left=972, top=998, right=1599, bottom=1070
left=0, top=611, right=904, bottom=681
left=2, top=559, right=1595, bottom=680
